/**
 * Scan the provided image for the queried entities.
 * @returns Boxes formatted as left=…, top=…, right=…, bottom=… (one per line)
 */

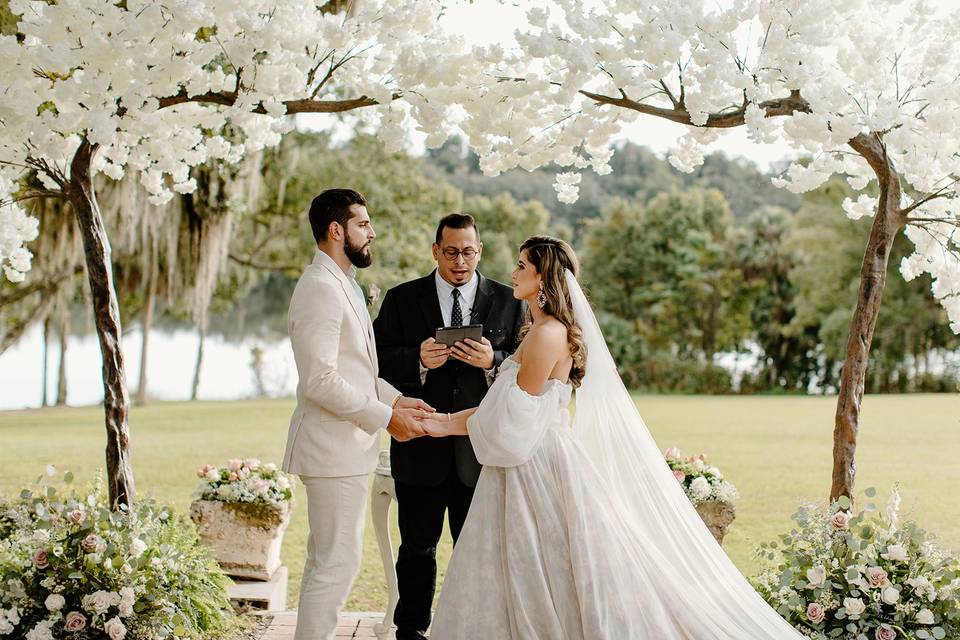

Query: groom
left=374, top=213, right=525, bottom=640
left=282, top=188, right=433, bottom=640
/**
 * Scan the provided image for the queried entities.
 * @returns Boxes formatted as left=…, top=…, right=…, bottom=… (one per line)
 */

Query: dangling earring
left=536, top=282, right=547, bottom=309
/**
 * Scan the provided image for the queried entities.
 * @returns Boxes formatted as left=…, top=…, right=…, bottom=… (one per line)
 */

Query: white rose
left=103, top=616, right=127, bottom=640
left=32, top=530, right=50, bottom=543
left=44, top=594, right=65, bottom=612
left=0, top=618, right=12, bottom=635
left=806, top=566, right=827, bottom=588
left=204, top=468, right=220, bottom=482
left=881, top=586, right=899, bottom=605
left=82, top=590, right=114, bottom=615
left=916, top=608, right=935, bottom=625
left=24, top=620, right=54, bottom=640
left=277, top=476, right=291, bottom=490
left=264, top=463, right=277, bottom=472
left=882, top=544, right=909, bottom=562
left=128, top=538, right=147, bottom=558
left=5, top=606, right=19, bottom=625
left=844, top=597, right=866, bottom=615
left=118, top=587, right=135, bottom=618
left=689, top=476, right=712, bottom=501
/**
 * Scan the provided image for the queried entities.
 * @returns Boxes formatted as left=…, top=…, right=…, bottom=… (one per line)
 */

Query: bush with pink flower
left=663, top=447, right=740, bottom=506
left=0, top=468, right=234, bottom=639
left=753, top=487, right=960, bottom=640
left=194, top=458, right=293, bottom=507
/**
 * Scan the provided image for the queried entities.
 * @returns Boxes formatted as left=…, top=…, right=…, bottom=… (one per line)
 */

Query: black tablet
left=435, top=324, right=483, bottom=347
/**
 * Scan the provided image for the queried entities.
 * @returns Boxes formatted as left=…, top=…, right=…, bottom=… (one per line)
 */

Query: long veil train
left=565, top=270, right=804, bottom=638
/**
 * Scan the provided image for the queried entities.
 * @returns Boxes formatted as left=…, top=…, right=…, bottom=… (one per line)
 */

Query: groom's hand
left=451, top=337, right=494, bottom=369
left=394, top=395, right=436, bottom=413
left=387, top=406, right=430, bottom=442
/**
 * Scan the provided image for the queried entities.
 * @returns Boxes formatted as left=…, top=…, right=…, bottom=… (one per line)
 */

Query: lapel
left=470, top=272, right=493, bottom=325
left=313, top=251, right=377, bottom=368
left=420, top=271, right=445, bottom=329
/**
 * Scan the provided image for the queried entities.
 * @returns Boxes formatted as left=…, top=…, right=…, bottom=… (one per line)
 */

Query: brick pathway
left=260, top=611, right=396, bottom=639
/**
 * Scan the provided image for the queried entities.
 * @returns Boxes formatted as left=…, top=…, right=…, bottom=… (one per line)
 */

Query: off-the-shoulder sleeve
left=467, top=377, right=555, bottom=468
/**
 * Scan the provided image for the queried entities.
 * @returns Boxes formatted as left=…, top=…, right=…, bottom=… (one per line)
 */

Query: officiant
left=373, top=213, right=525, bottom=640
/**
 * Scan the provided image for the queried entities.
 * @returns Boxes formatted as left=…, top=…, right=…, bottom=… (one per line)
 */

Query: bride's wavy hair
left=518, top=235, right=587, bottom=388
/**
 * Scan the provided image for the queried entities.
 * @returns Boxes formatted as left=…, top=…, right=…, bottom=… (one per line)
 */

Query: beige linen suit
left=284, top=249, right=400, bottom=640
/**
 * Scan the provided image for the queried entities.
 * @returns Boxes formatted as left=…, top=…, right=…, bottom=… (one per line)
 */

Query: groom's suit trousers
left=294, top=474, right=368, bottom=640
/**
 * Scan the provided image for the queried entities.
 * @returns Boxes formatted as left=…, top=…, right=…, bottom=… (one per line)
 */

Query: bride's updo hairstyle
left=518, top=235, right=587, bottom=388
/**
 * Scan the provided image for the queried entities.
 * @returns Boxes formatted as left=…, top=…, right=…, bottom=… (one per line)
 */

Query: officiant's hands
left=451, top=337, right=494, bottom=369
left=420, top=337, right=450, bottom=369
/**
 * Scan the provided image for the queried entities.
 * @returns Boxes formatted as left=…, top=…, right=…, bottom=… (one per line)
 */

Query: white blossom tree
left=455, top=0, right=960, bottom=500
left=0, top=0, right=474, bottom=508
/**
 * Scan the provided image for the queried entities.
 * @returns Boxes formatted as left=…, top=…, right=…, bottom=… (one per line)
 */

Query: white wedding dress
left=428, top=272, right=804, bottom=639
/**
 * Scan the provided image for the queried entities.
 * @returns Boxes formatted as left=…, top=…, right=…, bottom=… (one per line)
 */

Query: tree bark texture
left=56, top=304, right=68, bottom=406
left=830, top=134, right=907, bottom=502
left=67, top=139, right=135, bottom=510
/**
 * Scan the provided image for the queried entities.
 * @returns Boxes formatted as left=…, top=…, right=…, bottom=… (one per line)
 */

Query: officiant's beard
left=345, top=237, right=373, bottom=268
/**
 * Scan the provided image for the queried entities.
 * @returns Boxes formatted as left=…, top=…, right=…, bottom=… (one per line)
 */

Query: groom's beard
left=345, top=237, right=373, bottom=269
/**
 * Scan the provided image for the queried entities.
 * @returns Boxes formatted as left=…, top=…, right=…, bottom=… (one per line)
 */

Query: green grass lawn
left=1, top=394, right=958, bottom=612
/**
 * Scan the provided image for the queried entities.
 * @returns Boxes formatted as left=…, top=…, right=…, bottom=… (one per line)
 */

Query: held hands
left=387, top=397, right=435, bottom=442
left=450, top=337, right=494, bottom=369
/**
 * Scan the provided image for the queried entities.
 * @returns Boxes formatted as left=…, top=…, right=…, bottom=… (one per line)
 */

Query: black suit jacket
left=374, top=271, right=526, bottom=487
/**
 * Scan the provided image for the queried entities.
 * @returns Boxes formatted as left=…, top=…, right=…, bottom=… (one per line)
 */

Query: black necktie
left=451, top=288, right=463, bottom=327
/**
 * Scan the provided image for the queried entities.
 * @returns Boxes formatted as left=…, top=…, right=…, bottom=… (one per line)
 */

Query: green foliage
left=754, top=488, right=960, bottom=639
left=464, top=193, right=552, bottom=284
left=0, top=470, right=234, bottom=639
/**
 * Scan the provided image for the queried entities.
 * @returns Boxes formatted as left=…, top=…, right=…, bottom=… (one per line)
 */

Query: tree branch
left=578, top=88, right=810, bottom=128
left=228, top=253, right=301, bottom=272
left=0, top=264, right=83, bottom=309
left=156, top=89, right=401, bottom=114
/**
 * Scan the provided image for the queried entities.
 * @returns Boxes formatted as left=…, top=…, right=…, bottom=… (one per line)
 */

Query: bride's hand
left=420, top=414, right=451, bottom=437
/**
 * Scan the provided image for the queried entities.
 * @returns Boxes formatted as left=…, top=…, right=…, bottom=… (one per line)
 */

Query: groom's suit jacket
left=282, top=249, right=401, bottom=477
left=374, top=271, right=525, bottom=488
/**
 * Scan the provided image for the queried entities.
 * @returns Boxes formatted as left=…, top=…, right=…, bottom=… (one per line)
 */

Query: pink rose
left=866, top=566, right=890, bottom=589
left=68, top=509, right=86, bottom=525
left=34, top=549, right=49, bottom=569
left=196, top=464, right=217, bottom=479
left=673, top=470, right=686, bottom=483
left=64, top=611, right=87, bottom=632
left=244, top=458, right=261, bottom=470
left=228, top=472, right=239, bottom=482
left=806, top=602, right=826, bottom=624
left=227, top=459, right=243, bottom=471
left=82, top=534, right=104, bottom=553
left=830, top=510, right=851, bottom=530
left=253, top=479, right=271, bottom=495
left=698, top=453, right=707, bottom=461
left=875, top=625, right=896, bottom=640
left=664, top=447, right=681, bottom=460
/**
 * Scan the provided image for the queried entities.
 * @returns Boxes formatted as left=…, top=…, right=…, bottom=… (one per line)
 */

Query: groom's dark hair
left=435, top=213, right=480, bottom=244
left=309, top=188, right=367, bottom=243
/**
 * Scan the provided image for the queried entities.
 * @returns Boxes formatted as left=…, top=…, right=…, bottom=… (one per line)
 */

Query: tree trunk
left=136, top=257, right=157, bottom=406
left=56, top=305, right=68, bottom=406
left=41, top=315, right=51, bottom=407
left=191, top=323, right=206, bottom=401
left=831, top=134, right=906, bottom=502
left=66, top=139, right=135, bottom=510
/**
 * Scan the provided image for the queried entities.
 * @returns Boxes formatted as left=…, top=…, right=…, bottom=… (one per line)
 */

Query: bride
left=419, top=236, right=804, bottom=639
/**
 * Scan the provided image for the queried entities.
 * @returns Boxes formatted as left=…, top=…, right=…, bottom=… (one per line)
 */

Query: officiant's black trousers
left=393, top=471, right=475, bottom=639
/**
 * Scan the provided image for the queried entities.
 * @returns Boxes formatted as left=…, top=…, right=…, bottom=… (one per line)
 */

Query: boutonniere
left=366, top=283, right=381, bottom=306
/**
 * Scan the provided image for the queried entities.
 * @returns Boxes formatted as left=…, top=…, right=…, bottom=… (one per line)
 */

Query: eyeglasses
left=441, top=247, right=479, bottom=261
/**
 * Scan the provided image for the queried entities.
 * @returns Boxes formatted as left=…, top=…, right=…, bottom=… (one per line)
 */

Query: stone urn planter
left=190, top=499, right=293, bottom=580
left=695, top=499, right=736, bottom=545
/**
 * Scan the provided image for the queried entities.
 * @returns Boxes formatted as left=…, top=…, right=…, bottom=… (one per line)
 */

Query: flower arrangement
left=663, top=447, right=740, bottom=505
left=753, top=487, right=960, bottom=640
left=0, top=468, right=233, bottom=639
left=194, top=459, right=293, bottom=507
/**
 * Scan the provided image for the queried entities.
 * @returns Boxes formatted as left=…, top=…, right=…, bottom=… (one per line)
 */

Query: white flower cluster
left=663, top=448, right=740, bottom=506
left=754, top=488, right=958, bottom=638
left=195, top=458, right=293, bottom=505
left=0, top=0, right=480, bottom=282
left=455, top=0, right=960, bottom=334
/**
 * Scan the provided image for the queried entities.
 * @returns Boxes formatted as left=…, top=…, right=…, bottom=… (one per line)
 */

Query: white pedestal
left=228, top=565, right=288, bottom=611
left=371, top=450, right=399, bottom=640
